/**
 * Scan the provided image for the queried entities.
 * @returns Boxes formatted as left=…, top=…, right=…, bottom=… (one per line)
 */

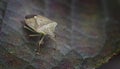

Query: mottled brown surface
left=0, top=0, right=120, bottom=69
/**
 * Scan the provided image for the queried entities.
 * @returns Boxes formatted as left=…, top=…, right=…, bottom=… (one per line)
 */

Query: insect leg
left=38, top=35, right=45, bottom=46
left=24, top=25, right=35, bottom=32
left=29, top=34, right=41, bottom=37
left=35, top=35, right=45, bottom=55
left=29, top=33, right=45, bottom=37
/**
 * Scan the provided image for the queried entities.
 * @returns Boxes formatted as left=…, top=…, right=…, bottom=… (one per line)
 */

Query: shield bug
left=24, top=15, right=57, bottom=45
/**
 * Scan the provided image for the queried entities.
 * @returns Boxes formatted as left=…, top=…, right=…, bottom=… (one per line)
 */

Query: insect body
left=24, top=15, right=57, bottom=45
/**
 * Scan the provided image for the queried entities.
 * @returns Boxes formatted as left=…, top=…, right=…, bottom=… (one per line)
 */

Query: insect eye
left=25, top=15, right=37, bottom=19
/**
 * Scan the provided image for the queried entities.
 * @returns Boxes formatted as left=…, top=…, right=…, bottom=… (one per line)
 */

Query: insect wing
left=36, top=22, right=57, bottom=37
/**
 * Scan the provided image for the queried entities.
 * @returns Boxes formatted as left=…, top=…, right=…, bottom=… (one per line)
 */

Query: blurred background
left=98, top=54, right=120, bottom=69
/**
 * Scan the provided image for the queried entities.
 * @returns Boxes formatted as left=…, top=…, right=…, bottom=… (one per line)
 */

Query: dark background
left=98, top=0, right=120, bottom=68
left=98, top=54, right=120, bottom=69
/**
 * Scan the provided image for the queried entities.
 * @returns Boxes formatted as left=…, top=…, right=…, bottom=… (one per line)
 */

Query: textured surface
left=0, top=0, right=120, bottom=69
left=0, top=0, right=7, bottom=28
left=97, top=54, right=120, bottom=69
